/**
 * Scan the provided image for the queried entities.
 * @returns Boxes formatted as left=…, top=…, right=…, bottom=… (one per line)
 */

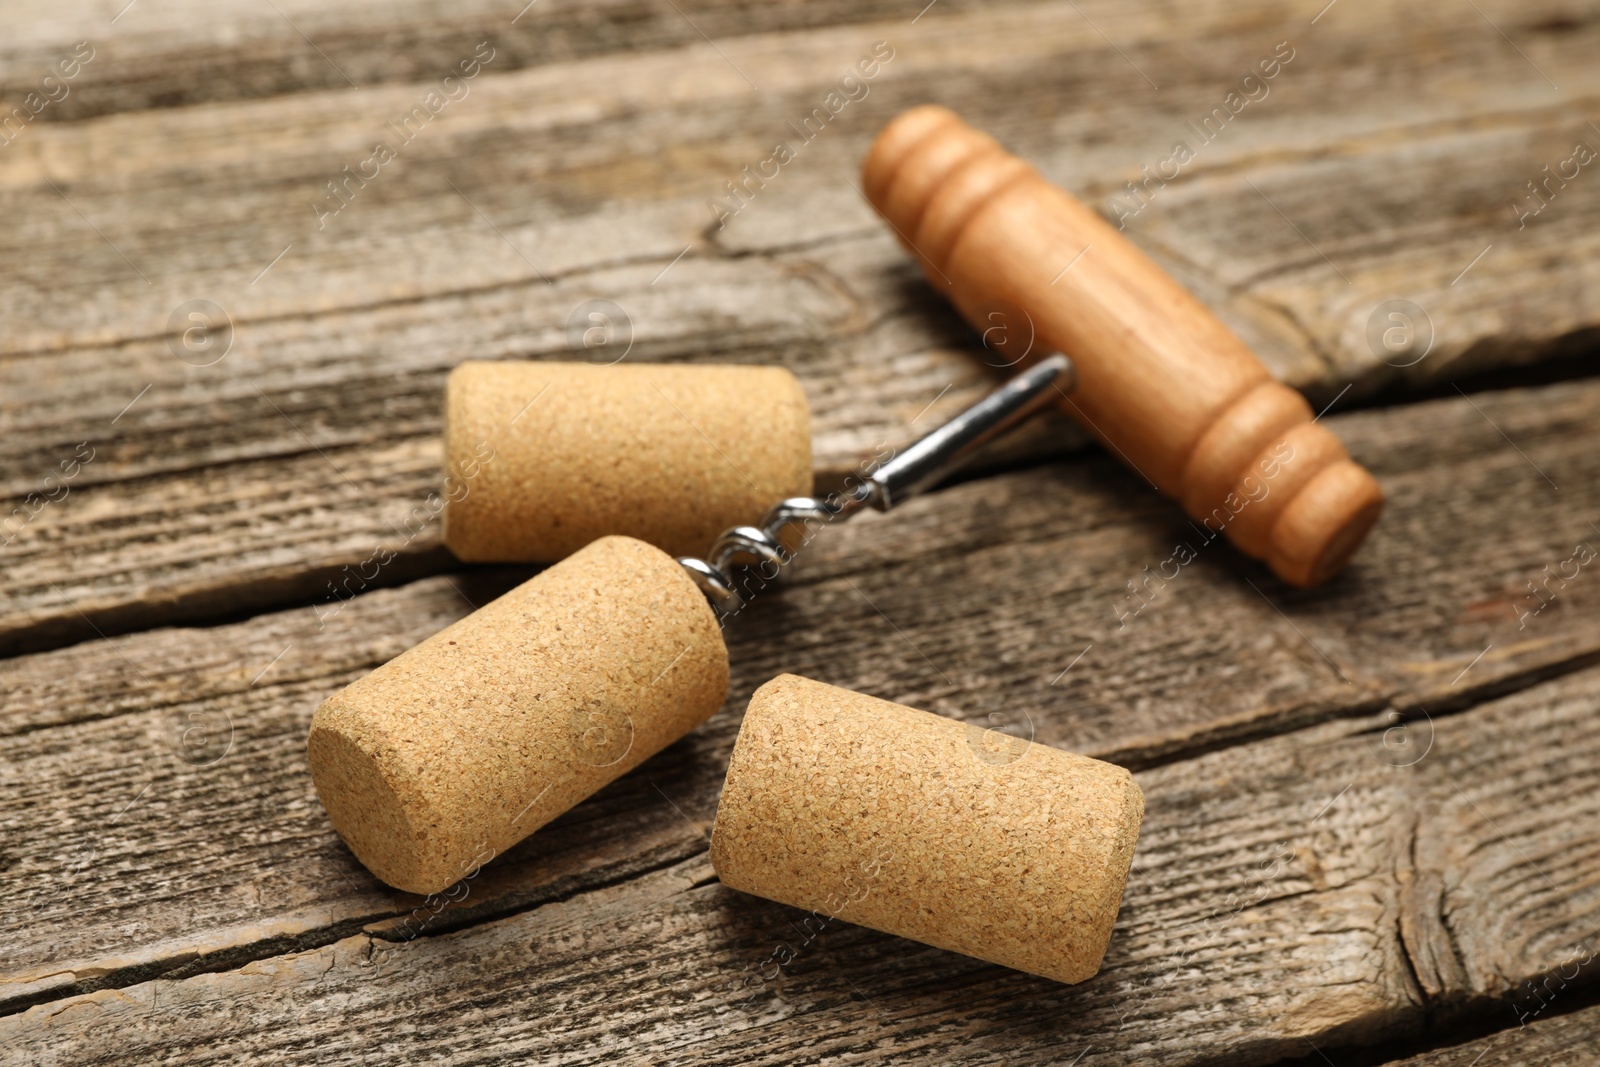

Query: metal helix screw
left=679, top=354, right=1074, bottom=616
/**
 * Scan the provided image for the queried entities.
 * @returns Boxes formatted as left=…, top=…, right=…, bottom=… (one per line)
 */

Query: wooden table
left=4, top=1, right=1599, bottom=1063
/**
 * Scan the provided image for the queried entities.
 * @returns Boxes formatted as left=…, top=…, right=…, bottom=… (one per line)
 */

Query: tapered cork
left=711, top=675, right=1144, bottom=985
left=442, top=361, right=813, bottom=562
left=308, top=536, right=729, bottom=895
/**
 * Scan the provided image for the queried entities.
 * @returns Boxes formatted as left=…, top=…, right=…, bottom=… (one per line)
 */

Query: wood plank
left=7, top=651, right=1599, bottom=1064
left=0, top=568, right=717, bottom=1008
left=5, top=0, right=1600, bottom=651
left=1379, top=1002, right=1600, bottom=1066
left=6, top=378, right=1600, bottom=1017
left=7, top=1, right=1596, bottom=376
left=6, top=4, right=1596, bottom=1062
left=0, top=0, right=955, bottom=119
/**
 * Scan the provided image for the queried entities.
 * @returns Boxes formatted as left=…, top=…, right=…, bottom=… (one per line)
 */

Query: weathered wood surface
left=5, top=0, right=1600, bottom=653
left=0, top=0, right=950, bottom=118
left=1384, top=1001, right=1600, bottom=1066
left=5, top=1, right=1600, bottom=1064
left=4, top=380, right=1599, bottom=1057
left=30, top=368, right=1600, bottom=758
left=6, top=651, right=1599, bottom=1064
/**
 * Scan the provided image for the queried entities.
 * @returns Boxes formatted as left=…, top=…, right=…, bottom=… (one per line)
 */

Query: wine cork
left=711, top=675, right=1144, bottom=984
left=308, top=536, right=729, bottom=895
left=443, top=361, right=813, bottom=563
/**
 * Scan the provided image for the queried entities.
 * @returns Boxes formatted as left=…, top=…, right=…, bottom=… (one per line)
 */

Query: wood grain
left=4, top=0, right=1600, bottom=652
left=6, top=655, right=1598, bottom=1065
left=1381, top=1002, right=1600, bottom=1066
left=5, top=378, right=1600, bottom=1021
left=5, top=3, right=1600, bottom=1062
left=0, top=0, right=966, bottom=119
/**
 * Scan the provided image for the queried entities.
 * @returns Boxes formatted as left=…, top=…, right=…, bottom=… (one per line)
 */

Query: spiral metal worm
left=678, top=354, right=1075, bottom=616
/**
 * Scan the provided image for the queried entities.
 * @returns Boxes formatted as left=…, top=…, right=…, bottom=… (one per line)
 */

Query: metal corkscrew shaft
left=679, top=354, right=1074, bottom=615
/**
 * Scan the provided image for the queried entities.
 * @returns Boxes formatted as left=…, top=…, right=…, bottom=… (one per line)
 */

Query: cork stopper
left=861, top=105, right=1384, bottom=587
left=711, top=675, right=1144, bottom=984
left=443, top=361, right=813, bottom=563
left=308, top=536, right=729, bottom=894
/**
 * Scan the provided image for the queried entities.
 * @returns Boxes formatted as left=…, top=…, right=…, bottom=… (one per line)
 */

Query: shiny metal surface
left=679, top=354, right=1073, bottom=616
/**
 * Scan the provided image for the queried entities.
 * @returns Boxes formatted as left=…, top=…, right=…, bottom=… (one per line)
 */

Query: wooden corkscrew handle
left=863, top=105, right=1383, bottom=588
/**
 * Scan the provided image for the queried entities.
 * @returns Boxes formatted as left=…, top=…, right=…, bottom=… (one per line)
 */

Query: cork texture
left=308, top=536, right=729, bottom=895
left=710, top=675, right=1145, bottom=985
left=442, top=360, right=813, bottom=562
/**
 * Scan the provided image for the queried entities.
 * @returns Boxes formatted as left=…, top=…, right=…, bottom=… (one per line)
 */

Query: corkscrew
left=316, top=350, right=1088, bottom=900
left=678, top=354, right=1074, bottom=615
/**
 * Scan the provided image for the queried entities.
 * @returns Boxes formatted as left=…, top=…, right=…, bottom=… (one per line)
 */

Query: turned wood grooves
left=863, top=105, right=1385, bottom=587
